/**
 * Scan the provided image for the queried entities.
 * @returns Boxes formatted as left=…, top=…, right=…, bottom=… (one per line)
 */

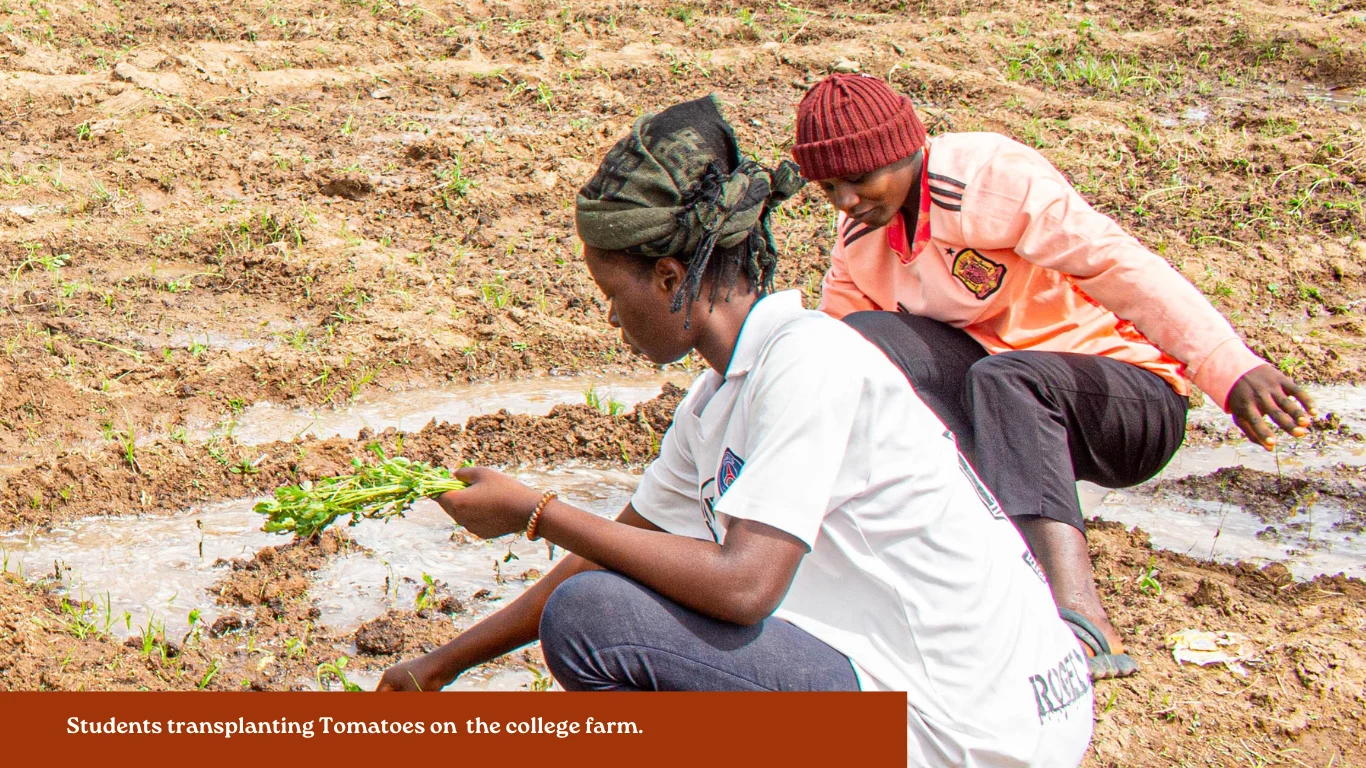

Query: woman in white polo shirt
left=377, top=95, right=1092, bottom=767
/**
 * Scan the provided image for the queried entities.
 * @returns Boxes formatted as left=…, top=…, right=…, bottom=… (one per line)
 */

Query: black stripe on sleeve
left=928, top=185, right=963, bottom=200
left=843, top=224, right=879, bottom=247
left=841, top=217, right=860, bottom=236
left=931, top=197, right=962, bottom=212
left=927, top=172, right=967, bottom=188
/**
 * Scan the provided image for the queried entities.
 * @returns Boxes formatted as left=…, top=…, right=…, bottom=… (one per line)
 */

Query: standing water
left=0, top=466, right=640, bottom=640
left=3, top=382, right=1363, bottom=685
left=1084, top=384, right=1366, bottom=579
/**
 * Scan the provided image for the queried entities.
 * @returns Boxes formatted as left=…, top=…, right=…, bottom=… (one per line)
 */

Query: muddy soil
left=3, top=512, right=1362, bottom=765
left=1, top=0, right=1363, bottom=459
left=1, top=0, right=1364, bottom=764
left=0, top=383, right=683, bottom=530
left=1084, top=522, right=1366, bottom=767
left=1163, top=464, right=1366, bottom=524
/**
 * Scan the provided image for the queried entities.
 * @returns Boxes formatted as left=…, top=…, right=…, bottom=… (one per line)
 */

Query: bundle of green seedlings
left=256, top=448, right=465, bottom=538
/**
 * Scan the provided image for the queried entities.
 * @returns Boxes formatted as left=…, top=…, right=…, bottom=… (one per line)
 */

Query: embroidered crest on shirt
left=717, top=448, right=744, bottom=496
left=951, top=248, right=1006, bottom=300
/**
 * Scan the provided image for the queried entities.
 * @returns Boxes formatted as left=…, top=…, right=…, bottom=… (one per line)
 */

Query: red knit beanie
left=792, top=74, right=927, bottom=181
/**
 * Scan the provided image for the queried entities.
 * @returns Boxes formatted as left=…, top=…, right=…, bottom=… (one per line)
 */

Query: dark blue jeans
left=539, top=571, right=859, bottom=692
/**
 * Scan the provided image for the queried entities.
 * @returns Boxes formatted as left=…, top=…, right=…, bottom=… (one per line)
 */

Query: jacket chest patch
left=951, top=248, right=1007, bottom=300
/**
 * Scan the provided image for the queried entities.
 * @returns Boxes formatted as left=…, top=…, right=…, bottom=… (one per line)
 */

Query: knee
left=540, top=571, right=646, bottom=661
left=541, top=571, right=623, bottom=645
left=965, top=352, right=1041, bottom=397
left=540, top=571, right=644, bottom=691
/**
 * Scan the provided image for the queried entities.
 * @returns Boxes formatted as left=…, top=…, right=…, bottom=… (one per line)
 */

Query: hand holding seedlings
left=435, top=466, right=544, bottom=539
left=255, top=448, right=466, bottom=538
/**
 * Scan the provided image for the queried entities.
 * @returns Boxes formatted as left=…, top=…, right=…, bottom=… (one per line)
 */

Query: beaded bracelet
left=526, top=490, right=557, bottom=541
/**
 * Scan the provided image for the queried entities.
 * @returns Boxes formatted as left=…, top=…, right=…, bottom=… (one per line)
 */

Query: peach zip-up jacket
left=817, top=132, right=1265, bottom=411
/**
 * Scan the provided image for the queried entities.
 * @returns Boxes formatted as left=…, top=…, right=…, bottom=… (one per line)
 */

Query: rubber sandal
left=1059, top=607, right=1139, bottom=681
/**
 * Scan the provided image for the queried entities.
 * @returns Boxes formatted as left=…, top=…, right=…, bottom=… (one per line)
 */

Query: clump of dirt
left=344, top=605, right=548, bottom=685
left=207, top=613, right=247, bottom=638
left=213, top=528, right=351, bottom=618
left=456, top=382, right=685, bottom=466
left=1160, top=464, right=1366, bottom=522
left=317, top=175, right=373, bottom=201
left=355, top=613, right=406, bottom=656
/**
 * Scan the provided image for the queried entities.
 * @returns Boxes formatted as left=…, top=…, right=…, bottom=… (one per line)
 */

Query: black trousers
left=845, top=311, right=1188, bottom=534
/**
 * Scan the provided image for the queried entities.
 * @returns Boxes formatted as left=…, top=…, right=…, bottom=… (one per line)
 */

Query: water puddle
left=1087, top=483, right=1364, bottom=580
left=0, top=501, right=277, bottom=638
left=197, top=371, right=692, bottom=445
left=1158, top=106, right=1211, bottom=127
left=0, top=466, right=638, bottom=638
left=140, top=330, right=280, bottom=353
left=4, top=382, right=1363, bottom=645
left=1161, top=81, right=1365, bottom=128
left=1188, top=383, right=1366, bottom=430
left=312, top=466, right=639, bottom=630
left=1177, top=383, right=1366, bottom=473
left=1294, top=80, right=1366, bottom=111
left=1084, top=385, right=1366, bottom=579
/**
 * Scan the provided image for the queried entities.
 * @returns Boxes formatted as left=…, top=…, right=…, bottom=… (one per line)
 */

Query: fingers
left=453, top=465, right=485, bottom=484
left=1232, top=366, right=1320, bottom=447
left=1270, top=391, right=1310, bottom=433
left=1257, top=388, right=1306, bottom=437
left=1282, top=379, right=1317, bottom=420
left=1232, top=409, right=1276, bottom=450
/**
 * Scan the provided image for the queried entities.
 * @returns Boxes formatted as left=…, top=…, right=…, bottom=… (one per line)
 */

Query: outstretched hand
left=435, top=466, right=543, bottom=539
left=1226, top=364, right=1315, bottom=450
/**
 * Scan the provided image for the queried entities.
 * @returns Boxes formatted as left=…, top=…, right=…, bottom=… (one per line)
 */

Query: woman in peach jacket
left=791, top=74, right=1315, bottom=680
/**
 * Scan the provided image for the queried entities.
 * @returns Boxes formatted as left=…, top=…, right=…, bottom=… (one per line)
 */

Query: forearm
left=419, top=553, right=600, bottom=688
left=975, top=148, right=1264, bottom=404
left=537, top=501, right=782, bottom=625
left=1070, top=253, right=1263, bottom=406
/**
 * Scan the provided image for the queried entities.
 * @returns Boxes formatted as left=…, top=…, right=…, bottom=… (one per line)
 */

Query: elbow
left=719, top=605, right=769, bottom=628
left=716, top=585, right=785, bottom=627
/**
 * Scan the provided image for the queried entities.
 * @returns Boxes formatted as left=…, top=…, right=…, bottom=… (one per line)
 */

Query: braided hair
left=575, top=95, right=805, bottom=326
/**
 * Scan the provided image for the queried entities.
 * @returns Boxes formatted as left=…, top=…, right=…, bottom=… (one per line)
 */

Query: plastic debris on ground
left=1166, top=629, right=1259, bottom=675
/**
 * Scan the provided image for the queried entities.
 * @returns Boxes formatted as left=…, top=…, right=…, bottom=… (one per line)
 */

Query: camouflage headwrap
left=575, top=95, right=805, bottom=324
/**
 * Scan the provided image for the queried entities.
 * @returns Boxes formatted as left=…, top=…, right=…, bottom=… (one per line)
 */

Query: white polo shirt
left=632, top=291, right=1093, bottom=767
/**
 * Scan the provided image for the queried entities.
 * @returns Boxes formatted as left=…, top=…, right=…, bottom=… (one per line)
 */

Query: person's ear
left=653, top=257, right=687, bottom=298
